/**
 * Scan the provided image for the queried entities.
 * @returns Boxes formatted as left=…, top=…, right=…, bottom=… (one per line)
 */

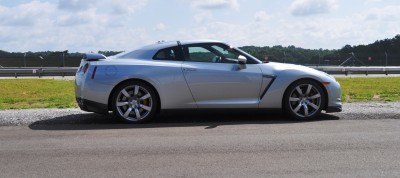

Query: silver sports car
left=75, top=40, right=342, bottom=123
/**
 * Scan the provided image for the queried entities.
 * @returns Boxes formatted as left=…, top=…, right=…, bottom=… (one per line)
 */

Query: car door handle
left=183, top=68, right=197, bottom=71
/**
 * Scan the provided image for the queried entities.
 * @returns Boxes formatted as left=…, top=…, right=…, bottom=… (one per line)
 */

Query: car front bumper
left=324, top=80, right=342, bottom=113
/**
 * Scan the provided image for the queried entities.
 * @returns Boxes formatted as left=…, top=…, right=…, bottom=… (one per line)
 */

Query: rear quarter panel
left=87, top=59, right=196, bottom=109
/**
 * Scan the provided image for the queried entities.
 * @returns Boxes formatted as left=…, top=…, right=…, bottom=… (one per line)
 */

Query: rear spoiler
left=83, top=53, right=106, bottom=61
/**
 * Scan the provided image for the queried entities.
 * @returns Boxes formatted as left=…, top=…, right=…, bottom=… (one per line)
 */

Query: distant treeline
left=1, top=35, right=399, bottom=67
left=0, top=51, right=122, bottom=67
left=241, top=34, right=400, bottom=66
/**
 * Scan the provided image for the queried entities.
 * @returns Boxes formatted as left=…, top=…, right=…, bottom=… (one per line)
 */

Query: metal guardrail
left=0, top=67, right=78, bottom=77
left=312, top=66, right=400, bottom=75
left=0, top=66, right=400, bottom=78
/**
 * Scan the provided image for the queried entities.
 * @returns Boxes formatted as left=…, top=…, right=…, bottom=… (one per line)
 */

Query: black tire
left=111, top=81, right=159, bottom=124
left=283, top=79, right=326, bottom=120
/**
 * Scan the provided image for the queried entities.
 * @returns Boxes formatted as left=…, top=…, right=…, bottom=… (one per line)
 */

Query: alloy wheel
left=288, top=84, right=322, bottom=118
left=116, top=85, right=153, bottom=122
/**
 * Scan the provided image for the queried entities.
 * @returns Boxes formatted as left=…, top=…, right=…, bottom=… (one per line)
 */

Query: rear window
left=116, top=49, right=155, bottom=59
left=153, top=47, right=183, bottom=61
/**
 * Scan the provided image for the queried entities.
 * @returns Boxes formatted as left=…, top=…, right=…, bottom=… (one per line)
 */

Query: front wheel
left=111, top=81, right=159, bottom=124
left=283, top=80, right=325, bottom=120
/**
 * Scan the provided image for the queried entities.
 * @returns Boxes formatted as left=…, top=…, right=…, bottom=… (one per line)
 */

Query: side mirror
left=238, top=55, right=247, bottom=65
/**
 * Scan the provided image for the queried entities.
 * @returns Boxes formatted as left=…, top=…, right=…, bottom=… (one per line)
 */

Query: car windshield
left=210, top=45, right=241, bottom=59
left=234, top=47, right=262, bottom=64
left=202, top=43, right=262, bottom=64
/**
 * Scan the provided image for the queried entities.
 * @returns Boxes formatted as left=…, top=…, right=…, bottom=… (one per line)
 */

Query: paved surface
left=1, top=102, right=399, bottom=126
left=1, top=102, right=400, bottom=177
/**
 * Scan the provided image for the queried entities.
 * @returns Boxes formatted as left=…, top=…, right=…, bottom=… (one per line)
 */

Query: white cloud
left=254, top=11, right=271, bottom=22
left=58, top=0, right=147, bottom=14
left=191, top=0, right=239, bottom=10
left=364, top=5, right=400, bottom=22
left=290, top=0, right=338, bottom=16
left=0, top=0, right=150, bottom=52
left=0, top=1, right=55, bottom=26
left=0, top=0, right=399, bottom=52
left=108, top=0, right=148, bottom=14
left=179, top=3, right=400, bottom=49
left=193, top=12, right=214, bottom=23
left=58, top=0, right=95, bottom=11
left=364, top=0, right=383, bottom=4
left=154, top=23, right=166, bottom=31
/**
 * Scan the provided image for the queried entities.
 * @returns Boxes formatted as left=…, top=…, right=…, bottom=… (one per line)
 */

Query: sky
left=0, top=0, right=399, bottom=52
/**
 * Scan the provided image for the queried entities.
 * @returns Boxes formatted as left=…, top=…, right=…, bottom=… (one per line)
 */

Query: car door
left=181, top=43, right=263, bottom=108
left=150, top=46, right=197, bottom=109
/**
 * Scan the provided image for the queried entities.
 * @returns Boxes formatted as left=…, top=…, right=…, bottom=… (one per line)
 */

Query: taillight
left=77, top=66, right=82, bottom=73
left=83, top=63, right=89, bottom=74
left=91, top=66, right=97, bottom=79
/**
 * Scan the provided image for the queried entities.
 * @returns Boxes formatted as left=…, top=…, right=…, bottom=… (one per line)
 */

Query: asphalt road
left=1, top=102, right=400, bottom=177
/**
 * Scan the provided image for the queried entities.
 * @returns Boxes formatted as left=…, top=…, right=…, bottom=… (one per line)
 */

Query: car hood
left=262, top=62, right=315, bottom=71
left=258, top=62, right=318, bottom=73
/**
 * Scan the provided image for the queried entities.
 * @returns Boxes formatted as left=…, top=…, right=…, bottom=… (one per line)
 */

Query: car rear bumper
left=76, top=97, right=109, bottom=114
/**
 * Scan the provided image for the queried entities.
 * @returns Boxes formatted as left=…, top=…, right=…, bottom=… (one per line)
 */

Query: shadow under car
left=28, top=109, right=340, bottom=131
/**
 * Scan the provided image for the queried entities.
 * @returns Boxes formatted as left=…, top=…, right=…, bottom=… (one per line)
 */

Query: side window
left=183, top=43, right=254, bottom=64
left=153, top=47, right=181, bottom=61
left=187, top=46, right=218, bottom=63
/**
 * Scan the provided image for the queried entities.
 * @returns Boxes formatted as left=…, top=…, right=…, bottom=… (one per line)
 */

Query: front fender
left=258, top=66, right=339, bottom=109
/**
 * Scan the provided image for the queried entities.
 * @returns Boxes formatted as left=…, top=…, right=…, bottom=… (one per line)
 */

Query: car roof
left=112, top=39, right=228, bottom=60
left=139, top=39, right=224, bottom=51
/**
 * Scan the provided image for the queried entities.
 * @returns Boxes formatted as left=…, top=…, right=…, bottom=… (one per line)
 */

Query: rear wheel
left=283, top=80, right=325, bottom=120
left=111, top=81, right=159, bottom=123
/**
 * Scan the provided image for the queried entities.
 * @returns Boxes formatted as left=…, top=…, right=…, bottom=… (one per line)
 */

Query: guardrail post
left=39, top=68, right=43, bottom=78
left=14, top=73, right=17, bottom=78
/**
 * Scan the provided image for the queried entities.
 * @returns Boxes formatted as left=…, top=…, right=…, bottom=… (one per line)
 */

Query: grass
left=0, top=78, right=399, bottom=110
left=0, top=79, right=77, bottom=109
left=337, top=77, right=400, bottom=102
